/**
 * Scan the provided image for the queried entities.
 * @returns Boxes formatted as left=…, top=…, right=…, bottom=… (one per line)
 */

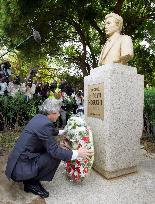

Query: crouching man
left=5, top=98, right=93, bottom=198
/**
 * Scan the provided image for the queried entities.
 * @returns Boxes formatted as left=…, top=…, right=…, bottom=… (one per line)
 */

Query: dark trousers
left=35, top=153, right=61, bottom=181
left=12, top=153, right=61, bottom=182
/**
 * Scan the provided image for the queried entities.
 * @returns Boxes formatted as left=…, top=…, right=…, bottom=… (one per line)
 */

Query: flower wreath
left=64, top=116, right=94, bottom=183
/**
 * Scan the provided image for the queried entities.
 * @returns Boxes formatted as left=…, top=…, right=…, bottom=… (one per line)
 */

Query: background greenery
left=0, top=87, right=154, bottom=133
left=0, top=93, right=42, bottom=130
left=0, top=87, right=155, bottom=151
left=144, top=87, right=155, bottom=126
left=0, top=0, right=154, bottom=86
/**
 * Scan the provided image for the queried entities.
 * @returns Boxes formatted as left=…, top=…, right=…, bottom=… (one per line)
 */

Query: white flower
left=64, top=115, right=94, bottom=183
left=74, top=171, right=78, bottom=176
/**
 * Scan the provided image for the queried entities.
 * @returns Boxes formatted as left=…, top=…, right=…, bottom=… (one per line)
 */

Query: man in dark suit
left=5, top=98, right=93, bottom=198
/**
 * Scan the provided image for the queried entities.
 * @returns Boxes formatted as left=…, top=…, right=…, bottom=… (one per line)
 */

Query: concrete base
left=84, top=64, right=144, bottom=178
left=94, top=166, right=137, bottom=179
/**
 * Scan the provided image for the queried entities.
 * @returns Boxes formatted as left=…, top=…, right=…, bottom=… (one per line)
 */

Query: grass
left=0, top=127, right=22, bottom=152
left=141, top=136, right=155, bottom=153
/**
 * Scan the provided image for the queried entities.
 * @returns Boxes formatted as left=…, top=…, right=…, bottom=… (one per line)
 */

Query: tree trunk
left=114, top=0, right=125, bottom=15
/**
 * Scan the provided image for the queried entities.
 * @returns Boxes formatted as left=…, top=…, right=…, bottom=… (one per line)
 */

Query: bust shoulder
left=120, top=34, right=132, bottom=42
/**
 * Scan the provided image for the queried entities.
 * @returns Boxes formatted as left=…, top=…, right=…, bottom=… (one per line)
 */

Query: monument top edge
left=90, top=63, right=137, bottom=75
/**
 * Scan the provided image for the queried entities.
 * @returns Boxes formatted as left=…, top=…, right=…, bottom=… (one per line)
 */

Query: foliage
left=0, top=0, right=154, bottom=85
left=144, top=87, right=155, bottom=126
left=63, top=95, right=77, bottom=118
left=130, top=43, right=155, bottom=87
left=59, top=72, right=84, bottom=91
left=0, top=93, right=42, bottom=130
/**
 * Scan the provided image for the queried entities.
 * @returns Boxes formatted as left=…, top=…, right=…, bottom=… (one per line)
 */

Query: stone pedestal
left=84, top=64, right=144, bottom=179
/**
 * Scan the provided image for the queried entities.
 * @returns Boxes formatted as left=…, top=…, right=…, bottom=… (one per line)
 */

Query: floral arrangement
left=64, top=116, right=94, bottom=183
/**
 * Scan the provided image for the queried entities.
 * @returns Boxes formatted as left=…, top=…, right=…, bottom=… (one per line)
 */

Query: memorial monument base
left=94, top=166, right=137, bottom=179
left=84, top=64, right=144, bottom=179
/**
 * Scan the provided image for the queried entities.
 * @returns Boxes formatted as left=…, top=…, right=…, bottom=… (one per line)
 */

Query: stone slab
left=95, top=166, right=137, bottom=179
left=84, top=64, right=144, bottom=178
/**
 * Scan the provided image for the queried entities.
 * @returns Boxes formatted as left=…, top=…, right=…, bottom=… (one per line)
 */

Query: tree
left=0, top=0, right=154, bottom=85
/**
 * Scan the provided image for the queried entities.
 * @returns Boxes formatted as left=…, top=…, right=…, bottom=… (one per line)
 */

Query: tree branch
left=114, top=0, right=125, bottom=15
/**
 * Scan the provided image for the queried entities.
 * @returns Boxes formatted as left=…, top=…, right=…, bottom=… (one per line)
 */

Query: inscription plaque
left=87, top=83, right=104, bottom=119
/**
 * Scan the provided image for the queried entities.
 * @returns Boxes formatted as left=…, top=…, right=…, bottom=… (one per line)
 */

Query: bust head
left=104, top=13, right=123, bottom=37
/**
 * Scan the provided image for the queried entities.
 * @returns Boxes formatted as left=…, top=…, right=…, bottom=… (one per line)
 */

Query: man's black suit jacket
left=5, top=114, right=72, bottom=181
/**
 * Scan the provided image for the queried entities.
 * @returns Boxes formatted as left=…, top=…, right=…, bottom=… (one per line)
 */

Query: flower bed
left=64, top=116, right=94, bottom=183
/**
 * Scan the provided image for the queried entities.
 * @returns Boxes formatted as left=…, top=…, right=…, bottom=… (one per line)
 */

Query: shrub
left=0, top=93, right=42, bottom=130
left=144, top=87, right=155, bottom=126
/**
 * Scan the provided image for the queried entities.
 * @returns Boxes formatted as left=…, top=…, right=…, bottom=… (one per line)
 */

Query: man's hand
left=60, top=140, right=70, bottom=150
left=77, top=147, right=94, bottom=159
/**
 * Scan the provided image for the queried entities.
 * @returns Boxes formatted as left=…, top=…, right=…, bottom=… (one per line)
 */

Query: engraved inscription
left=87, top=83, right=104, bottom=119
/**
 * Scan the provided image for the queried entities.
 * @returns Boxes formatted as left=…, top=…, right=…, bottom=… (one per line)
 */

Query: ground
left=0, top=148, right=155, bottom=204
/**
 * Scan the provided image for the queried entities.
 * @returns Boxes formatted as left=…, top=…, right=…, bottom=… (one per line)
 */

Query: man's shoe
left=24, top=183, right=49, bottom=198
left=36, top=181, right=49, bottom=196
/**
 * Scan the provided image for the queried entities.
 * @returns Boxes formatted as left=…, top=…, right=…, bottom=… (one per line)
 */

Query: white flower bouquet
left=64, top=116, right=94, bottom=183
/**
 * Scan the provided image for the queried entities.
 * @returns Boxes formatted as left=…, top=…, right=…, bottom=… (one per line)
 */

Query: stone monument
left=84, top=13, right=144, bottom=179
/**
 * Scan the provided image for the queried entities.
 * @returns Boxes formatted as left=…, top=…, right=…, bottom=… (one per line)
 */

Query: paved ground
left=0, top=149, right=155, bottom=204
